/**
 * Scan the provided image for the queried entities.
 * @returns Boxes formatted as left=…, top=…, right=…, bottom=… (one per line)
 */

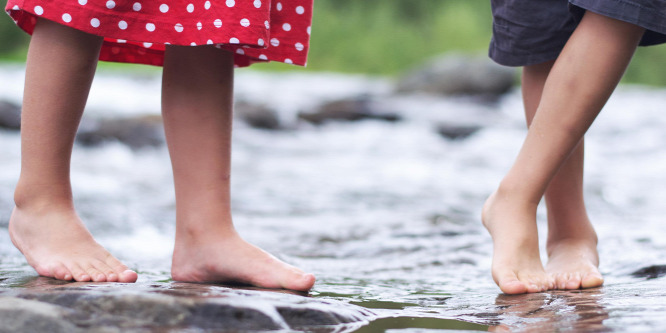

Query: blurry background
left=1, top=0, right=666, bottom=85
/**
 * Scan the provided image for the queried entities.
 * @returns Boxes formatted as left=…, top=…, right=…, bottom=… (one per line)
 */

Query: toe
left=581, top=273, right=604, bottom=289
left=105, top=257, right=137, bottom=283
left=51, top=263, right=73, bottom=281
left=496, top=272, right=528, bottom=294
left=69, top=264, right=91, bottom=282
left=118, top=270, right=138, bottom=283
left=286, top=273, right=315, bottom=291
left=565, top=274, right=582, bottom=290
left=93, top=260, right=118, bottom=282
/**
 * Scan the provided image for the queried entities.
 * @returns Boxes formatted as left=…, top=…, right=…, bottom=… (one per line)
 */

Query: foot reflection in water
left=489, top=288, right=609, bottom=332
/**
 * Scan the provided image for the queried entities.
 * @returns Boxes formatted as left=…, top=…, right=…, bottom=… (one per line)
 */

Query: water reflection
left=488, top=289, right=609, bottom=332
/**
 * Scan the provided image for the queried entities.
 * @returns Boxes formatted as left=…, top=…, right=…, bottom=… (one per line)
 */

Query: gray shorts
left=489, top=0, right=577, bottom=67
left=490, top=0, right=666, bottom=67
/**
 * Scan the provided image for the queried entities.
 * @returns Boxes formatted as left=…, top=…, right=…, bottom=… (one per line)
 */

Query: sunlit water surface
left=1, top=64, right=666, bottom=332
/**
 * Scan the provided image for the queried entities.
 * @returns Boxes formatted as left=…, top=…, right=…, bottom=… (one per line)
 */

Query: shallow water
left=2, top=65, right=666, bottom=331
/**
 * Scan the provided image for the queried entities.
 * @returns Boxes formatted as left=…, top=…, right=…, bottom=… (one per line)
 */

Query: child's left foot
left=171, top=230, right=315, bottom=291
left=546, top=237, right=603, bottom=290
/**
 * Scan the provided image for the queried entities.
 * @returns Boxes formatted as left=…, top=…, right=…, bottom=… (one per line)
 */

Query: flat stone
left=0, top=278, right=374, bottom=332
left=299, top=97, right=401, bottom=125
left=0, top=100, right=21, bottom=130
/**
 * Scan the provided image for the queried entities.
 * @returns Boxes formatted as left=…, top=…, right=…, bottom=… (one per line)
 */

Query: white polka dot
left=78, top=0, right=87, bottom=5
left=254, top=0, right=261, bottom=8
left=240, top=18, right=250, bottom=27
left=296, top=6, right=304, bottom=14
left=12, top=5, right=19, bottom=10
left=204, top=1, right=211, bottom=9
left=34, top=6, right=44, bottom=15
left=257, top=38, right=264, bottom=46
left=165, top=42, right=170, bottom=45
left=143, top=42, right=152, bottom=48
left=187, top=4, right=194, bottom=12
left=284, top=59, right=293, bottom=64
left=270, top=38, right=279, bottom=47
left=258, top=54, right=268, bottom=60
left=174, top=23, right=183, bottom=32
left=197, top=22, right=203, bottom=30
left=307, top=26, right=311, bottom=35
left=106, top=0, right=115, bottom=9
left=117, top=39, right=127, bottom=43
left=146, top=23, right=155, bottom=31
left=236, top=49, right=245, bottom=55
left=118, top=20, right=128, bottom=30
left=160, top=4, right=168, bottom=13
left=62, top=13, right=72, bottom=23
left=276, top=2, right=282, bottom=11
left=282, top=23, right=291, bottom=31
left=90, top=18, right=100, bottom=28
left=133, top=2, right=141, bottom=11
left=207, top=40, right=213, bottom=45
left=214, top=19, right=222, bottom=28
left=264, top=20, right=270, bottom=29
left=191, top=42, right=197, bottom=46
left=226, top=0, right=235, bottom=7
left=229, top=37, right=240, bottom=44
left=295, top=42, right=304, bottom=51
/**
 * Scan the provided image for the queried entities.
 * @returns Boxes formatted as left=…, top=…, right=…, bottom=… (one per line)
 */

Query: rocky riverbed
left=2, top=60, right=666, bottom=332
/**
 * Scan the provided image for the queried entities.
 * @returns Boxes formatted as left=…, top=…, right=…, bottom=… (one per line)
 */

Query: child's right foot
left=482, top=191, right=554, bottom=294
left=9, top=206, right=137, bottom=283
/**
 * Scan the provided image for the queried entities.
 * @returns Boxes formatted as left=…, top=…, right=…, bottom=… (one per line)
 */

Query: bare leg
left=483, top=11, right=644, bottom=294
left=9, top=19, right=138, bottom=283
left=163, top=45, right=315, bottom=291
left=522, top=62, right=603, bottom=290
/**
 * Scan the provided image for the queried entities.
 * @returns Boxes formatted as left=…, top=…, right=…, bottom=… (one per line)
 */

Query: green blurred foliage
left=1, top=0, right=666, bottom=85
left=0, top=10, right=29, bottom=59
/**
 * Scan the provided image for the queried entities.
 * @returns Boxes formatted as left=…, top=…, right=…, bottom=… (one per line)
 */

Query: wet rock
left=0, top=100, right=21, bottom=130
left=436, top=123, right=482, bottom=140
left=0, top=279, right=374, bottom=332
left=299, top=97, right=401, bottom=125
left=76, top=115, right=165, bottom=149
left=235, top=101, right=282, bottom=130
left=396, top=53, right=516, bottom=97
left=631, top=265, right=666, bottom=280
left=0, top=297, right=80, bottom=333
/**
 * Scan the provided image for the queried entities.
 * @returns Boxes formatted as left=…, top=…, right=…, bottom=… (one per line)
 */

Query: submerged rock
left=631, top=265, right=666, bottom=280
left=299, top=97, right=401, bottom=125
left=235, top=101, right=282, bottom=130
left=397, top=53, right=516, bottom=97
left=76, top=115, right=165, bottom=149
left=0, top=279, right=374, bottom=332
left=436, top=123, right=482, bottom=140
left=0, top=100, right=21, bottom=130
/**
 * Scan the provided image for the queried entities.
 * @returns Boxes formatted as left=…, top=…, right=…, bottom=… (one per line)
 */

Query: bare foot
left=171, top=230, right=315, bottom=291
left=546, top=237, right=603, bottom=290
left=9, top=206, right=138, bottom=283
left=482, top=191, right=554, bottom=294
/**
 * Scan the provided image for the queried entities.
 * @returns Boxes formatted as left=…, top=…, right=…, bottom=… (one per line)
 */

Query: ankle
left=14, top=181, right=74, bottom=212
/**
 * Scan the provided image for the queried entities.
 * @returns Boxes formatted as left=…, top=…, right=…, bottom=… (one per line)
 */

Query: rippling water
left=2, top=64, right=666, bottom=331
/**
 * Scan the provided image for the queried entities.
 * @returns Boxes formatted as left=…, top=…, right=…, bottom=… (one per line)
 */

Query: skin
left=482, top=11, right=645, bottom=294
left=162, top=45, right=315, bottom=291
left=10, top=18, right=315, bottom=291
left=522, top=61, right=603, bottom=291
left=9, top=18, right=137, bottom=283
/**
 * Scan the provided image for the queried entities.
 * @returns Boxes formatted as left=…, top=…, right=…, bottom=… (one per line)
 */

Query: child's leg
left=483, top=11, right=644, bottom=294
left=162, top=45, right=315, bottom=291
left=9, top=18, right=138, bottom=283
left=522, top=62, right=602, bottom=290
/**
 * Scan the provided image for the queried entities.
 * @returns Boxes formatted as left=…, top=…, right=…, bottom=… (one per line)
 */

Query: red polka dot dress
left=5, top=0, right=314, bottom=67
